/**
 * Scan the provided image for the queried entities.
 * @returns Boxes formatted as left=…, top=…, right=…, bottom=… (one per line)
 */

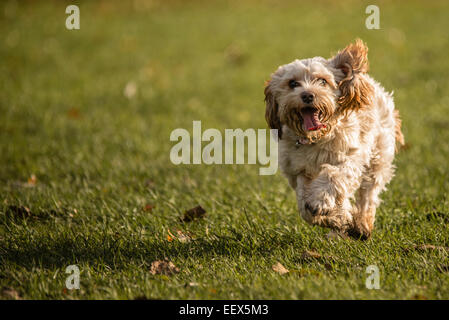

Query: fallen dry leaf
left=1, top=287, right=21, bottom=300
left=27, top=174, right=37, bottom=186
left=15, top=174, right=37, bottom=188
left=301, top=250, right=322, bottom=260
left=182, top=205, right=206, bottom=222
left=150, top=259, right=180, bottom=275
left=166, top=230, right=174, bottom=242
left=176, top=230, right=192, bottom=243
left=124, top=81, right=137, bottom=99
left=167, top=229, right=193, bottom=243
left=68, top=209, right=76, bottom=218
left=272, top=262, right=289, bottom=275
left=67, top=107, right=81, bottom=119
left=185, top=282, right=199, bottom=288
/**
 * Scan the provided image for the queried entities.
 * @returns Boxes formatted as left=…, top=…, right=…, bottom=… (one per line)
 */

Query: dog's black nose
left=301, top=92, right=314, bottom=104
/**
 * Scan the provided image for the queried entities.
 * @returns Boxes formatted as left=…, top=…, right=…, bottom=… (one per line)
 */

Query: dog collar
left=295, top=137, right=313, bottom=145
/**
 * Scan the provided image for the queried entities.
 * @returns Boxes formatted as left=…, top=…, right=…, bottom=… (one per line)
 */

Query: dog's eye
left=318, top=78, right=327, bottom=86
left=288, top=80, right=301, bottom=89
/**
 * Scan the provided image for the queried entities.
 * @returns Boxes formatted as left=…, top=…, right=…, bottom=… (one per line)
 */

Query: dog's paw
left=301, top=195, right=355, bottom=232
left=303, top=176, right=339, bottom=217
left=347, top=211, right=375, bottom=240
left=346, top=225, right=371, bottom=241
left=305, top=202, right=330, bottom=216
left=304, top=190, right=336, bottom=217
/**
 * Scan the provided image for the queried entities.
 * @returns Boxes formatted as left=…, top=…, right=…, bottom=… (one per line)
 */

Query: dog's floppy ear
left=264, top=80, right=282, bottom=139
left=330, top=39, right=374, bottom=113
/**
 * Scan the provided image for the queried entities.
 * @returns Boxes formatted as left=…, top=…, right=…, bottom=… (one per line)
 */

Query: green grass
left=1, top=0, right=449, bottom=300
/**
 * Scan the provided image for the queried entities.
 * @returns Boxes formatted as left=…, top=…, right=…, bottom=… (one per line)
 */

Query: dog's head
left=264, top=39, right=374, bottom=142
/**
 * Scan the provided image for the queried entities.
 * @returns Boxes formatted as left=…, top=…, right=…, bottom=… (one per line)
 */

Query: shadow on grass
left=0, top=230, right=306, bottom=271
left=1, top=205, right=67, bottom=223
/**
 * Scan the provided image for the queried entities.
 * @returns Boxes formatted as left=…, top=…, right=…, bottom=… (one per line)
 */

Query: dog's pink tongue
left=302, top=111, right=325, bottom=131
left=303, top=113, right=316, bottom=131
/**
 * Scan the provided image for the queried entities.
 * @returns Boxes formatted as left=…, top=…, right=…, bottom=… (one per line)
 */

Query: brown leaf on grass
left=297, top=250, right=338, bottom=268
left=11, top=175, right=38, bottom=189
left=149, top=259, right=180, bottom=275
left=144, top=204, right=155, bottom=212
left=1, top=287, right=21, bottom=300
left=167, top=229, right=193, bottom=243
left=67, top=107, right=81, bottom=119
left=124, top=81, right=137, bottom=99
left=176, top=230, right=192, bottom=243
left=272, top=262, right=289, bottom=275
left=68, top=208, right=77, bottom=218
left=13, top=174, right=38, bottom=188
left=185, top=282, right=199, bottom=288
left=182, top=205, right=206, bottom=222
left=301, top=250, right=322, bottom=260
left=27, top=174, right=37, bottom=186
left=167, top=229, right=174, bottom=242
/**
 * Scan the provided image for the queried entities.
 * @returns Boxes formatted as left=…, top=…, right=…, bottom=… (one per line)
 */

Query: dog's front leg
left=303, top=162, right=362, bottom=232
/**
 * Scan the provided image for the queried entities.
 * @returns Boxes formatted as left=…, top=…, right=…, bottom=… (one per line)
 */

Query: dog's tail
left=394, top=109, right=405, bottom=152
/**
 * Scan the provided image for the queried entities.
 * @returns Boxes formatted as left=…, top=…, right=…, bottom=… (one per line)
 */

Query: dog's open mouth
left=300, top=107, right=326, bottom=131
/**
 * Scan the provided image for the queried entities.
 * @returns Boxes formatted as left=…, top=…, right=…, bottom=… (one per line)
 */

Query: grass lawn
left=1, top=0, right=449, bottom=299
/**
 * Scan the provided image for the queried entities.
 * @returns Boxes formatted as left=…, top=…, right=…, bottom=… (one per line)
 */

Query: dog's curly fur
left=264, top=39, right=404, bottom=239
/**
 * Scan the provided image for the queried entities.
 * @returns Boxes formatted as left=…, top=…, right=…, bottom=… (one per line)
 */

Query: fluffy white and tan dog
left=264, top=39, right=404, bottom=239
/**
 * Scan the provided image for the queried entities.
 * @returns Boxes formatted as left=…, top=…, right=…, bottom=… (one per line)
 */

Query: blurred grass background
left=0, top=0, right=448, bottom=299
